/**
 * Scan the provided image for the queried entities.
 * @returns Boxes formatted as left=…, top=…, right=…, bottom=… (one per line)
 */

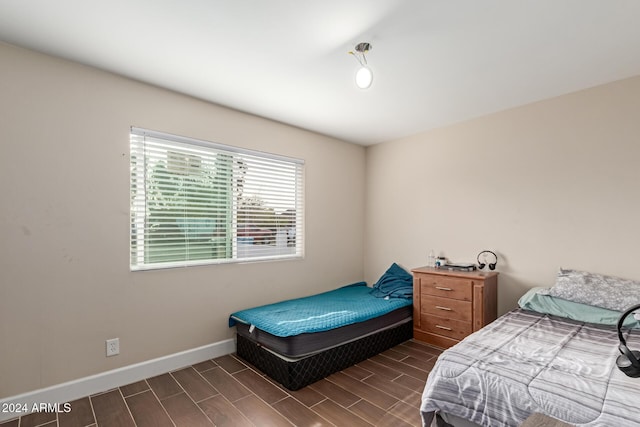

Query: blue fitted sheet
left=229, top=282, right=413, bottom=337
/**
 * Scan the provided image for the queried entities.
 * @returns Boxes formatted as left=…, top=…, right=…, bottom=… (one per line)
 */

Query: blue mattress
left=229, top=282, right=413, bottom=337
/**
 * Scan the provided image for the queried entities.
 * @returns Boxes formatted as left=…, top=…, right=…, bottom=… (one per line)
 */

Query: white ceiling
left=1, top=1, right=640, bottom=145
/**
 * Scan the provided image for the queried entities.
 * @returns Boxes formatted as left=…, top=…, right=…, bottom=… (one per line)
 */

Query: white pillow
left=547, top=268, right=640, bottom=312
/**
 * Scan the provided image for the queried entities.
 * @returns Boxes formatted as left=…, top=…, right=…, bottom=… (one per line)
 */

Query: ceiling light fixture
left=349, top=42, right=373, bottom=89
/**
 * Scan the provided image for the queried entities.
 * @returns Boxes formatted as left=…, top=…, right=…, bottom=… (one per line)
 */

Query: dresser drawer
left=419, top=275, right=472, bottom=301
left=421, top=314, right=472, bottom=340
left=412, top=267, right=498, bottom=348
left=421, top=295, right=472, bottom=322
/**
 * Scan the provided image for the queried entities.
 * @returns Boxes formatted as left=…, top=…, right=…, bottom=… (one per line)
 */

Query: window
left=130, top=127, right=304, bottom=270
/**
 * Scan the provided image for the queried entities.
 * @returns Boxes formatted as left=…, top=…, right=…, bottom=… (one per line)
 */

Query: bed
left=229, top=263, right=414, bottom=390
left=421, top=268, right=640, bottom=427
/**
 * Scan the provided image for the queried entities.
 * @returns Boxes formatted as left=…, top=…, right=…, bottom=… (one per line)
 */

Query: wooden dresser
left=411, top=266, right=498, bottom=348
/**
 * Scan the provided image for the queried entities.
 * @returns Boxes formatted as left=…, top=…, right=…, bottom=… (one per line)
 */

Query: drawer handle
left=435, top=305, right=452, bottom=311
left=436, top=325, right=452, bottom=331
left=435, top=286, right=452, bottom=291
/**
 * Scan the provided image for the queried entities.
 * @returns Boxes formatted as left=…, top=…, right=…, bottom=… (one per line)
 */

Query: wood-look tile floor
left=1, top=339, right=441, bottom=427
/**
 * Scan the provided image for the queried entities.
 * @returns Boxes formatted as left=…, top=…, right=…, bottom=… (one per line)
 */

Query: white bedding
left=421, top=309, right=640, bottom=427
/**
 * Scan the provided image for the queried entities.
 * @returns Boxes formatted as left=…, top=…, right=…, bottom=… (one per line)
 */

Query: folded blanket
left=369, top=263, right=413, bottom=299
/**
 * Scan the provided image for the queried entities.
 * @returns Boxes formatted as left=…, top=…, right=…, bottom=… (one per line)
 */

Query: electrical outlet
left=106, top=338, right=120, bottom=357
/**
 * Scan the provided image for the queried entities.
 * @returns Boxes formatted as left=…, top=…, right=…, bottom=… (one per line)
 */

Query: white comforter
left=421, top=309, right=640, bottom=427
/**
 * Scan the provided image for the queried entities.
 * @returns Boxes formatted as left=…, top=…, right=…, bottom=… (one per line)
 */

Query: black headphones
left=477, top=250, right=497, bottom=270
left=616, top=303, right=640, bottom=377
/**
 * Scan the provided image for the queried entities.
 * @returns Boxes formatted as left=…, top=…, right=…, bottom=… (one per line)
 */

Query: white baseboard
left=0, top=338, right=236, bottom=422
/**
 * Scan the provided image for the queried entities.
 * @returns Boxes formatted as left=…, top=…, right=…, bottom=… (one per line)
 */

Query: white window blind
left=130, top=127, right=304, bottom=270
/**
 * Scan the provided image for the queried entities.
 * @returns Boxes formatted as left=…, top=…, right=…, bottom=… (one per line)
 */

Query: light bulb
left=355, top=66, right=373, bottom=89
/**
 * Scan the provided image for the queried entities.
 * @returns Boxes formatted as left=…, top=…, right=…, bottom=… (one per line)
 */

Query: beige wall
left=0, top=42, right=366, bottom=398
left=365, top=75, right=640, bottom=315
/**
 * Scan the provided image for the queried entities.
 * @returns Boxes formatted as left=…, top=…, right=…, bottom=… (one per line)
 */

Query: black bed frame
left=235, top=320, right=413, bottom=390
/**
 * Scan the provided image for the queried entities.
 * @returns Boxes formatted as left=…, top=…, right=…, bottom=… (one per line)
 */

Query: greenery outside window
left=130, top=127, right=304, bottom=270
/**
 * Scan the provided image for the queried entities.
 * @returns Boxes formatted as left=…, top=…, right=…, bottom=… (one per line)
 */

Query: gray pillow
left=547, top=268, right=640, bottom=312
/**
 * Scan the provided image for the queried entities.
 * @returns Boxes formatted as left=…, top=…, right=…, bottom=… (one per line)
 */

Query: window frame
left=130, top=127, right=304, bottom=271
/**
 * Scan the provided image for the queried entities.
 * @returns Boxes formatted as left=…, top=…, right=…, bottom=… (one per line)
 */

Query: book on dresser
left=442, top=263, right=477, bottom=272
left=411, top=266, right=498, bottom=349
